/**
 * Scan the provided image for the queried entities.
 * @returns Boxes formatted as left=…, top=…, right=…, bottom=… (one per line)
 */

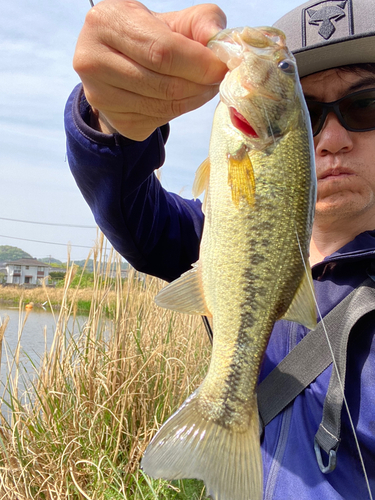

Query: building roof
left=6, top=258, right=50, bottom=267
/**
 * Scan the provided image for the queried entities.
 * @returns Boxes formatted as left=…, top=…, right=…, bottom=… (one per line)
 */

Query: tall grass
left=0, top=237, right=211, bottom=499
left=0, top=271, right=117, bottom=313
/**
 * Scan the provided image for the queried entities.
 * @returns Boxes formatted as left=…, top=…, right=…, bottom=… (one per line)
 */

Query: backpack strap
left=257, top=276, right=375, bottom=473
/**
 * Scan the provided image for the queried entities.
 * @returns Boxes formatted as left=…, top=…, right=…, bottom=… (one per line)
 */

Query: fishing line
left=77, top=16, right=372, bottom=494
left=261, top=87, right=372, bottom=498
left=294, top=226, right=374, bottom=500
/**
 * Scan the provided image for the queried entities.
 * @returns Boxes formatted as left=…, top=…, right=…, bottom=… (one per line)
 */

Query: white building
left=6, top=258, right=50, bottom=285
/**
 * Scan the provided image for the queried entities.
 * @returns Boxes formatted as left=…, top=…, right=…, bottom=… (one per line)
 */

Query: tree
left=0, top=245, right=32, bottom=263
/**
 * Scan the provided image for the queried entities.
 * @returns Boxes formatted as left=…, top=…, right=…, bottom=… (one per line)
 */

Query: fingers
left=83, top=76, right=220, bottom=121
left=73, top=0, right=227, bottom=140
left=159, top=3, right=227, bottom=52
left=84, top=77, right=220, bottom=141
left=78, top=40, right=219, bottom=102
left=82, top=0, right=227, bottom=84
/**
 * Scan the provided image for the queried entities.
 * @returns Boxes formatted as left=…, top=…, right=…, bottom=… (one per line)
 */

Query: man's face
left=301, top=68, right=375, bottom=226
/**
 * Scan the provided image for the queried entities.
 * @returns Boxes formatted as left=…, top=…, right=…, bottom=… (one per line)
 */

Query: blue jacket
left=65, top=84, right=375, bottom=499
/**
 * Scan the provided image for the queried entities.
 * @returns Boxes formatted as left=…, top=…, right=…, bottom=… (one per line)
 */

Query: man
left=65, top=0, right=375, bottom=498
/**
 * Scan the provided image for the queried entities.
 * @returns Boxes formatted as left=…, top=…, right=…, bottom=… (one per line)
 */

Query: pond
left=0, top=305, right=89, bottom=404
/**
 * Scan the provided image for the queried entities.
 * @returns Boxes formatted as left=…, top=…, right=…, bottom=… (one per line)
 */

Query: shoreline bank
left=0, top=286, right=105, bottom=314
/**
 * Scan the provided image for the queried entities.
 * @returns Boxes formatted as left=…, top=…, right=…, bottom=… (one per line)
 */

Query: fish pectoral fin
left=228, top=150, right=256, bottom=207
left=192, top=158, right=211, bottom=213
left=141, top=390, right=263, bottom=500
left=193, top=157, right=210, bottom=213
left=281, top=268, right=317, bottom=330
left=155, top=262, right=211, bottom=316
left=193, top=157, right=210, bottom=198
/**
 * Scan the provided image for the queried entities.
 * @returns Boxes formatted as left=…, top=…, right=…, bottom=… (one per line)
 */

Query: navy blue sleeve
left=64, top=84, right=204, bottom=282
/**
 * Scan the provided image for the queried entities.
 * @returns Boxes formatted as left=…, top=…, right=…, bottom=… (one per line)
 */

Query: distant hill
left=0, top=246, right=129, bottom=272
left=0, top=245, right=33, bottom=264
left=72, top=259, right=94, bottom=272
left=72, top=259, right=129, bottom=273
left=39, top=257, right=63, bottom=266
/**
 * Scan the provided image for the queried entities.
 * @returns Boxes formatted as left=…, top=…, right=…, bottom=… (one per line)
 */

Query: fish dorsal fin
left=281, top=266, right=317, bottom=330
left=228, top=151, right=256, bottom=207
left=193, top=157, right=210, bottom=213
left=155, top=262, right=211, bottom=316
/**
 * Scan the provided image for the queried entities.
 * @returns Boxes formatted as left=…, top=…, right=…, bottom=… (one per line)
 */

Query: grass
left=0, top=267, right=119, bottom=314
left=0, top=237, right=211, bottom=499
left=0, top=283, right=117, bottom=313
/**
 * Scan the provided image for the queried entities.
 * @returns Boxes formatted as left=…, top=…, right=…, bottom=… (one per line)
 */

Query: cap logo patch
left=308, top=1, right=346, bottom=39
left=302, top=0, right=354, bottom=46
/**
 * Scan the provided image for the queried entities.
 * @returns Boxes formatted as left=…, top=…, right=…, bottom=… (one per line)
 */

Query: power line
left=0, top=217, right=96, bottom=229
left=0, top=234, right=93, bottom=249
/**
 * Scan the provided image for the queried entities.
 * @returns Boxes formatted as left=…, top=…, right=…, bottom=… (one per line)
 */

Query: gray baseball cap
left=273, top=0, right=375, bottom=77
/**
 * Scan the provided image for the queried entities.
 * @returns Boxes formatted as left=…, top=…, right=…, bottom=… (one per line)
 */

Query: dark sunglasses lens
left=340, top=90, right=375, bottom=130
left=306, top=101, right=323, bottom=135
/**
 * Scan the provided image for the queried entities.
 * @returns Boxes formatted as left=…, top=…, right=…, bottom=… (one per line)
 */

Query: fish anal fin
left=228, top=150, right=256, bottom=207
left=155, top=263, right=211, bottom=316
left=141, top=391, right=263, bottom=500
left=281, top=267, right=317, bottom=330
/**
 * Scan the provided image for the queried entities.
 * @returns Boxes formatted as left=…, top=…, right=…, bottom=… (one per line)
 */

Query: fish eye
left=278, top=59, right=295, bottom=74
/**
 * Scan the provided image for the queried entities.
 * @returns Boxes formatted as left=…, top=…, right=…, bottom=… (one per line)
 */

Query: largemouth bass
left=142, top=26, right=317, bottom=500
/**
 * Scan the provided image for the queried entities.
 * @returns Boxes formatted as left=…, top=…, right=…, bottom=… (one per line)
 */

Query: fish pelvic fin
left=281, top=266, right=317, bottom=330
left=228, top=150, right=256, bottom=207
left=141, top=390, right=263, bottom=500
left=193, top=157, right=211, bottom=214
left=155, top=262, right=211, bottom=316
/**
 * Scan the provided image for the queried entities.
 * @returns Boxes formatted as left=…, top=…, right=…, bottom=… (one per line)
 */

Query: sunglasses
left=305, top=88, right=375, bottom=136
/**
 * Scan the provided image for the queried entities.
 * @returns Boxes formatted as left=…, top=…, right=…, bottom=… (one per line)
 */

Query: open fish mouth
left=229, top=107, right=259, bottom=138
left=207, top=26, right=286, bottom=65
left=209, top=26, right=288, bottom=142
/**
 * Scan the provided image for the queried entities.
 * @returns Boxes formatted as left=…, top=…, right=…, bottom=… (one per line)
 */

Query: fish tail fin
left=141, top=391, right=263, bottom=500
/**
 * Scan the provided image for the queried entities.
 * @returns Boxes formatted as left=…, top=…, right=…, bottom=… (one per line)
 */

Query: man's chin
left=315, top=195, right=375, bottom=224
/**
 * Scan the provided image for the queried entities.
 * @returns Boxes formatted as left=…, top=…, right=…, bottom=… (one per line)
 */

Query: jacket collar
left=312, top=230, right=375, bottom=272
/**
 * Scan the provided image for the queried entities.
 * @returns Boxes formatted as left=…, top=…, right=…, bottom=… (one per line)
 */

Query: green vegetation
left=38, top=256, right=64, bottom=265
left=55, top=269, right=96, bottom=289
left=49, top=270, right=66, bottom=281
left=0, top=244, right=211, bottom=499
left=0, top=245, right=128, bottom=273
left=0, top=284, right=101, bottom=312
left=0, top=245, right=32, bottom=263
left=69, top=258, right=129, bottom=273
left=0, top=260, right=121, bottom=313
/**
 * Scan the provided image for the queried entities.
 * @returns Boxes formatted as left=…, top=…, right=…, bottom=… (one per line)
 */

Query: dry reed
left=0, top=285, right=104, bottom=306
left=0, top=238, right=211, bottom=499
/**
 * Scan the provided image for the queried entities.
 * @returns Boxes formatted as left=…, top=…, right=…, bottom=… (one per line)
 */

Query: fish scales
left=199, top=109, right=313, bottom=427
left=141, top=26, right=317, bottom=500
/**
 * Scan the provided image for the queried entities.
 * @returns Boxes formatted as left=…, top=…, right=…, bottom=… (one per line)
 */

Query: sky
left=0, top=0, right=304, bottom=263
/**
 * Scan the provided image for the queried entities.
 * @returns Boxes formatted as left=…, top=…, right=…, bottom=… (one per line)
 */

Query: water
left=0, top=305, right=89, bottom=402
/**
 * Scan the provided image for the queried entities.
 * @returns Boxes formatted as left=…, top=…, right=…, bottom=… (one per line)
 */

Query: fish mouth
left=229, top=108, right=259, bottom=138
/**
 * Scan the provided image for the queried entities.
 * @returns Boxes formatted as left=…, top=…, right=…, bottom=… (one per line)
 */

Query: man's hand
left=73, top=0, right=227, bottom=140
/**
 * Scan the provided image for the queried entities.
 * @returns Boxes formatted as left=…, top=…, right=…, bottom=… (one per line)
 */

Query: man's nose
left=314, top=111, right=354, bottom=156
